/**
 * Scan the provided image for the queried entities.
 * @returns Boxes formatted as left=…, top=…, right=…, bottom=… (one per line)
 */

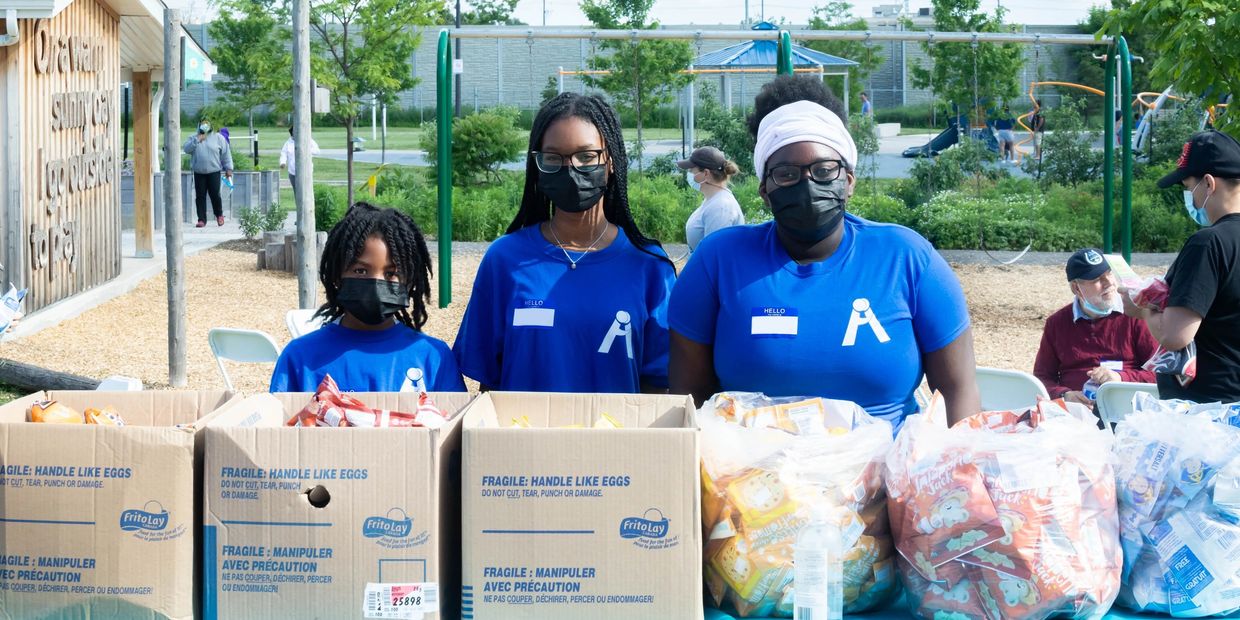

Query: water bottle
left=794, top=507, right=843, bottom=620
left=1083, top=379, right=1100, bottom=401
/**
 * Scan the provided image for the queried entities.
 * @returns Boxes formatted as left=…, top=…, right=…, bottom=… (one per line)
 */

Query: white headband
left=753, top=100, right=857, bottom=179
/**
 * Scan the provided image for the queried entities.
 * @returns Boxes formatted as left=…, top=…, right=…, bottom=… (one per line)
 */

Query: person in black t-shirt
left=1122, top=130, right=1240, bottom=403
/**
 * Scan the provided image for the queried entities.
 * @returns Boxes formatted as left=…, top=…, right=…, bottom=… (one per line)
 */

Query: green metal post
left=777, top=30, right=793, bottom=76
left=1118, top=35, right=1134, bottom=263
left=1103, top=47, right=1115, bottom=254
left=436, top=30, right=453, bottom=308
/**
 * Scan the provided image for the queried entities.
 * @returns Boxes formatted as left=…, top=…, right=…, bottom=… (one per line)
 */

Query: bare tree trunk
left=346, top=118, right=355, bottom=206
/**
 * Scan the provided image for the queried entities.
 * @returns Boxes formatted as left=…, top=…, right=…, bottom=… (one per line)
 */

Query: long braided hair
left=508, top=92, right=674, bottom=268
left=315, top=202, right=434, bottom=330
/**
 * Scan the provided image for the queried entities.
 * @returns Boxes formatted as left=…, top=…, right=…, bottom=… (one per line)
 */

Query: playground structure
left=431, top=27, right=1141, bottom=308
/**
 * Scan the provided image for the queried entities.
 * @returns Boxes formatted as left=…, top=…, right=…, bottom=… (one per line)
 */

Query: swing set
left=430, top=27, right=1139, bottom=307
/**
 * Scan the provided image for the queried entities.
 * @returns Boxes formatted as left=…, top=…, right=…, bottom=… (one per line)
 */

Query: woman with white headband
left=668, top=76, right=980, bottom=431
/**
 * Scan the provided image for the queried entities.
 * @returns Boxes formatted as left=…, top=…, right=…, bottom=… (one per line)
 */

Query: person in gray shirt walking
left=183, top=120, right=234, bottom=227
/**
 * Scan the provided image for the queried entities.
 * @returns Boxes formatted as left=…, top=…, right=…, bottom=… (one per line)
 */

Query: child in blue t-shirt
left=453, top=92, right=677, bottom=393
left=270, top=203, right=466, bottom=393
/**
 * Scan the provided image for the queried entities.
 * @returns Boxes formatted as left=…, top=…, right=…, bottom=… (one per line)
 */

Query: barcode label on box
left=796, top=606, right=816, bottom=620
left=363, top=582, right=439, bottom=619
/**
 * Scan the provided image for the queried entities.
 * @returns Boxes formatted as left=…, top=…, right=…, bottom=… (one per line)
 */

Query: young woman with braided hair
left=453, top=92, right=676, bottom=392
left=270, top=202, right=465, bottom=392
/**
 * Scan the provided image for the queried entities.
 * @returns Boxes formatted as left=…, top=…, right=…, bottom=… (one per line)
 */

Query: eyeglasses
left=764, top=159, right=848, bottom=188
left=531, top=149, right=606, bottom=174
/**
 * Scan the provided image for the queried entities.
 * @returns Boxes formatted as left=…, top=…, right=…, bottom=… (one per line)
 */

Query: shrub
left=627, top=174, right=697, bottom=243
left=313, top=184, right=348, bottom=232
left=695, top=83, right=755, bottom=178
left=646, top=153, right=681, bottom=180
left=912, top=191, right=1098, bottom=252
left=873, top=103, right=948, bottom=129
left=238, top=205, right=263, bottom=239
left=260, top=204, right=286, bottom=232
left=419, top=106, right=525, bottom=185
left=1146, top=104, right=1202, bottom=166
left=849, top=193, right=917, bottom=229
left=1025, top=96, right=1102, bottom=187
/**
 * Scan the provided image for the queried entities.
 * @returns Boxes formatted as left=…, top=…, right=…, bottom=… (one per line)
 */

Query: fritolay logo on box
left=363, top=508, right=413, bottom=538
left=619, top=508, right=668, bottom=539
left=363, top=508, right=429, bottom=549
left=120, top=500, right=169, bottom=531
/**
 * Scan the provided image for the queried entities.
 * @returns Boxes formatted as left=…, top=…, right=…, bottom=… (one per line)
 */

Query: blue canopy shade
left=692, top=22, right=859, bottom=69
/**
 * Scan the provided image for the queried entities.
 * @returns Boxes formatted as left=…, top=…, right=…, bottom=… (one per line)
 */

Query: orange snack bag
left=84, top=406, right=126, bottom=426
left=29, top=400, right=84, bottom=424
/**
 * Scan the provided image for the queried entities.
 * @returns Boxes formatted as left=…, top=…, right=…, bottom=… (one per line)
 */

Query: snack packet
left=85, top=406, right=126, bottom=426
left=1112, top=394, right=1240, bottom=617
left=1128, top=277, right=1197, bottom=387
left=698, top=392, right=897, bottom=617
left=886, top=394, right=1121, bottom=620
left=286, top=375, right=445, bottom=428
left=29, top=400, right=84, bottom=424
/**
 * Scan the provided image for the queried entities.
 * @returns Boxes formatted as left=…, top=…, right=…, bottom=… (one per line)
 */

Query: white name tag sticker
left=1102, top=360, right=1124, bottom=372
left=513, top=307, right=555, bottom=327
left=751, top=307, right=798, bottom=337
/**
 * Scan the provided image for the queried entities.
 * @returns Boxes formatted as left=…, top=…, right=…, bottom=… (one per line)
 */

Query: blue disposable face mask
left=1080, top=294, right=1120, bottom=317
left=1184, top=179, right=1212, bottom=227
left=686, top=171, right=702, bottom=192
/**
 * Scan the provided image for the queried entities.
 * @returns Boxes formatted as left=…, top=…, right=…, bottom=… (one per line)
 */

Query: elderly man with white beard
left=1033, top=248, right=1159, bottom=407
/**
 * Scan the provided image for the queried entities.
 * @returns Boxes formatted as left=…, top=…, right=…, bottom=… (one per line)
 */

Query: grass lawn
left=0, top=383, right=26, bottom=406
left=125, top=124, right=696, bottom=156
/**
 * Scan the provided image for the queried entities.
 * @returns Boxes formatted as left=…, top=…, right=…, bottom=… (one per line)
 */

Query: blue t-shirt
left=669, top=216, right=970, bottom=432
left=453, top=225, right=676, bottom=392
left=270, top=322, right=466, bottom=393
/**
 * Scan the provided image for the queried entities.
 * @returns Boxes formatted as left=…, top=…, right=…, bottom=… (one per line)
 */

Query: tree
left=463, top=0, right=523, bottom=24
left=1068, top=5, right=1158, bottom=119
left=695, top=82, right=754, bottom=177
left=908, top=0, right=1025, bottom=123
left=419, top=106, right=524, bottom=184
left=805, top=2, right=883, bottom=109
left=311, top=0, right=443, bottom=206
left=1102, top=0, right=1240, bottom=138
left=580, top=0, right=693, bottom=171
left=207, top=0, right=290, bottom=134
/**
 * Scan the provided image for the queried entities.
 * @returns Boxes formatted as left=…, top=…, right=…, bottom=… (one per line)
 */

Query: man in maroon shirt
left=1034, top=248, right=1159, bottom=406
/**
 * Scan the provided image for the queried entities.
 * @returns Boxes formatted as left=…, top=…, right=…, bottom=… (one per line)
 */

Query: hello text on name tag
left=751, top=307, right=798, bottom=337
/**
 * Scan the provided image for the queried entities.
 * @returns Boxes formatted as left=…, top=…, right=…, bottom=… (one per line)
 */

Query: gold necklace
left=548, top=221, right=608, bottom=270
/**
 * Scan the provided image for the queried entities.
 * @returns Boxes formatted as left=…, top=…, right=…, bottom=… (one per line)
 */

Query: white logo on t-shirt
left=399, top=367, right=427, bottom=393
left=598, top=310, right=635, bottom=359
left=842, top=298, right=891, bottom=347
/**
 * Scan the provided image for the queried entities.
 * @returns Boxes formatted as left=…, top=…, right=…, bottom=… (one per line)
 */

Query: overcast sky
left=173, top=0, right=1102, bottom=27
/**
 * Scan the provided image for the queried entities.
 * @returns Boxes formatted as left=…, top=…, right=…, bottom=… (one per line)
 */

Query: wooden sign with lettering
left=16, top=0, right=121, bottom=313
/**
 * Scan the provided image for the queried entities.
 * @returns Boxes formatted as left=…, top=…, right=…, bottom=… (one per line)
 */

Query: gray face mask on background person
left=198, top=123, right=211, bottom=134
left=537, top=166, right=607, bottom=213
left=767, top=177, right=848, bottom=243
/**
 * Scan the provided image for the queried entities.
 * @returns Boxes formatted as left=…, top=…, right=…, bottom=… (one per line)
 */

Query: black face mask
left=537, top=166, right=607, bottom=213
left=767, top=177, right=848, bottom=244
left=336, top=278, right=408, bottom=325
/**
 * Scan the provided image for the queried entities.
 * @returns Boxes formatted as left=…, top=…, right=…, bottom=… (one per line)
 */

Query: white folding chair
left=975, top=367, right=1050, bottom=412
left=1096, top=381, right=1160, bottom=428
left=96, top=375, right=142, bottom=391
left=285, top=309, right=325, bottom=339
left=207, top=328, right=282, bottom=392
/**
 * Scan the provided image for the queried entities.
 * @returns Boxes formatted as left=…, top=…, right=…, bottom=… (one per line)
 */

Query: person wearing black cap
left=677, top=146, right=744, bottom=252
left=1122, top=130, right=1240, bottom=403
left=1034, top=248, right=1159, bottom=406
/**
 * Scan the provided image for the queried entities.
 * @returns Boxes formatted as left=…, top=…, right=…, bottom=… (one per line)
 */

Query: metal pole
left=372, top=94, right=377, bottom=140
left=293, top=0, right=316, bottom=309
left=436, top=31, right=453, bottom=308
left=686, top=64, right=695, bottom=152
left=777, top=30, right=793, bottom=75
left=443, top=28, right=1110, bottom=45
left=454, top=0, right=461, bottom=118
left=1103, top=49, right=1115, bottom=254
left=497, top=38, right=503, bottom=105
left=252, top=129, right=259, bottom=168
left=557, top=66, right=564, bottom=94
left=163, top=10, right=186, bottom=387
left=122, top=84, right=130, bottom=160
left=1118, top=35, right=1134, bottom=263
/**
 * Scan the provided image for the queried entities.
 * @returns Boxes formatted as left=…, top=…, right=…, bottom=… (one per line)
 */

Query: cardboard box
left=461, top=392, right=702, bottom=620
left=202, top=391, right=474, bottom=620
left=0, top=390, right=235, bottom=620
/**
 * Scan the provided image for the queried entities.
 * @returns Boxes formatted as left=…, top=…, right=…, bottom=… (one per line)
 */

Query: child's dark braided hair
left=508, top=92, right=673, bottom=268
left=316, top=202, right=433, bottom=330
